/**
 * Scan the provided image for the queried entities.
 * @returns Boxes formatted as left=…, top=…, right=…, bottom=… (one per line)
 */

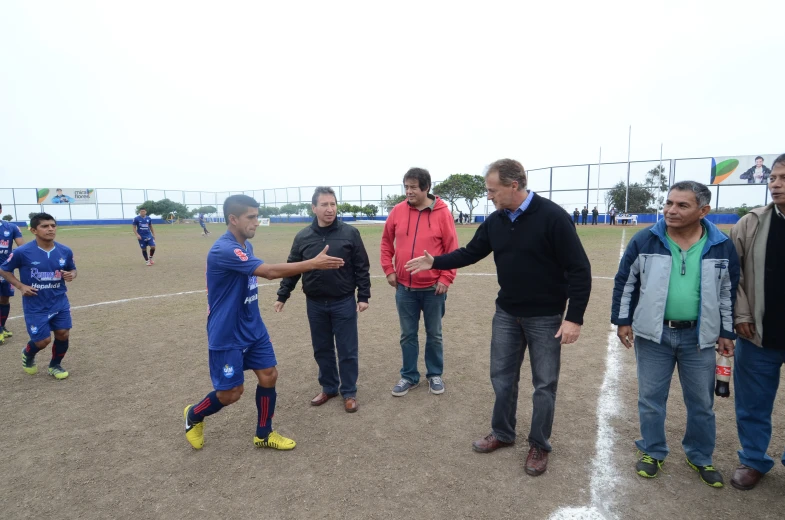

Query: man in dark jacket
left=405, top=159, right=592, bottom=477
left=739, top=156, right=772, bottom=184
left=275, top=187, right=371, bottom=413
left=573, top=208, right=580, bottom=225
left=581, top=206, right=589, bottom=225
left=591, top=206, right=599, bottom=225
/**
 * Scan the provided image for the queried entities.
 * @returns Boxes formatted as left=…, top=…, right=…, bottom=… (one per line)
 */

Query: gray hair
left=486, top=159, right=527, bottom=191
left=669, top=181, right=711, bottom=207
left=312, top=186, right=337, bottom=206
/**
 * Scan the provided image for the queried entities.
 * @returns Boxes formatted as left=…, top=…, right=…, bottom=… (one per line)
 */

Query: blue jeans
left=395, top=285, right=446, bottom=384
left=734, top=337, right=785, bottom=473
left=306, top=294, right=358, bottom=398
left=489, top=306, right=562, bottom=450
left=634, top=326, right=716, bottom=465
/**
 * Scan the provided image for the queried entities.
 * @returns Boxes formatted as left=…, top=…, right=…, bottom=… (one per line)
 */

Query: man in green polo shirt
left=611, top=180, right=740, bottom=488
left=663, top=229, right=708, bottom=321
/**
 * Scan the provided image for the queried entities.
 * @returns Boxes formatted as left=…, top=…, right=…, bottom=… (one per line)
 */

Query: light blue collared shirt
left=504, top=191, right=534, bottom=221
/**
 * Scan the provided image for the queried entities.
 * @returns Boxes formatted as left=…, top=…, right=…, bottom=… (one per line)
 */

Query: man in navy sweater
left=406, top=158, right=592, bottom=476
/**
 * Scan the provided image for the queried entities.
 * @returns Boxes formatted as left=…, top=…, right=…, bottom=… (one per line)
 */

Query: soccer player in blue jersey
left=0, top=203, right=25, bottom=344
left=183, top=194, right=344, bottom=451
left=198, top=212, right=211, bottom=237
left=132, top=209, right=156, bottom=266
left=0, top=213, right=77, bottom=380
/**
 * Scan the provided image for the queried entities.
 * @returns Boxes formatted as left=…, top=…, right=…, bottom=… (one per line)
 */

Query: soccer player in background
left=0, top=213, right=77, bottom=380
left=0, top=203, right=25, bottom=343
left=132, top=208, right=157, bottom=266
left=183, top=195, right=344, bottom=451
left=198, top=212, right=211, bottom=236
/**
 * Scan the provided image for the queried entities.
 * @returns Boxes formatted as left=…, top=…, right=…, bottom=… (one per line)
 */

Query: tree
left=195, top=205, right=218, bottom=215
left=279, top=203, right=299, bottom=222
left=383, top=194, right=406, bottom=212
left=337, top=202, right=353, bottom=218
left=2, top=215, right=12, bottom=221
left=644, top=165, right=668, bottom=212
left=137, top=199, right=194, bottom=219
left=259, top=206, right=279, bottom=218
left=605, top=181, right=655, bottom=214
left=362, top=204, right=378, bottom=219
left=349, top=205, right=362, bottom=218
left=295, top=202, right=315, bottom=218
left=432, top=176, right=463, bottom=212
left=455, top=174, right=487, bottom=221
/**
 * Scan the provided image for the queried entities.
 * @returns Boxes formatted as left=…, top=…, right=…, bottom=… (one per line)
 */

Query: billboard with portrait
left=36, top=188, right=96, bottom=204
left=710, top=154, right=778, bottom=185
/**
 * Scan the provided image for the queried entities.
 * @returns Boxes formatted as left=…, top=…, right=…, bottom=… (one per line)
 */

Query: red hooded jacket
left=380, top=195, right=459, bottom=288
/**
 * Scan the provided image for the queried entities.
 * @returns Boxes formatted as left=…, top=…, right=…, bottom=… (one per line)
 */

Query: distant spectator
left=581, top=206, right=589, bottom=225
left=591, top=206, right=599, bottom=225
left=573, top=208, right=580, bottom=225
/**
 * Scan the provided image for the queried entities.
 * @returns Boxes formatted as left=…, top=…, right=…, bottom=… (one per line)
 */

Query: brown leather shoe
left=344, top=397, right=358, bottom=413
left=472, top=433, right=515, bottom=453
left=310, top=392, right=338, bottom=406
left=731, top=465, right=764, bottom=490
left=525, top=446, right=549, bottom=476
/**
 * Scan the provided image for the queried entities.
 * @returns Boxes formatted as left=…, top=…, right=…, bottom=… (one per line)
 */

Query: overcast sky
left=1, top=0, right=782, bottom=193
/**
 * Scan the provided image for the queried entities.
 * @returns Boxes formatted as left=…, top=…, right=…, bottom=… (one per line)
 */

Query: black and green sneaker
left=686, top=459, right=724, bottom=488
left=636, top=453, right=664, bottom=478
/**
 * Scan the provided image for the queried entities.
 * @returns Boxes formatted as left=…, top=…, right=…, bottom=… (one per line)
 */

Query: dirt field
left=0, top=221, right=783, bottom=520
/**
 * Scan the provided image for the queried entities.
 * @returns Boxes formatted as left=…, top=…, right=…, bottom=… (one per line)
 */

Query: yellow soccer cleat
left=2, top=327, right=13, bottom=339
left=254, top=431, right=296, bottom=450
left=48, top=365, right=69, bottom=380
left=21, top=349, right=37, bottom=375
left=184, top=405, right=205, bottom=449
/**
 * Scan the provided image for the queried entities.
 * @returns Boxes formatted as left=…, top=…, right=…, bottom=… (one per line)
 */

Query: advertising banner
left=710, top=154, right=778, bottom=185
left=37, top=188, right=96, bottom=204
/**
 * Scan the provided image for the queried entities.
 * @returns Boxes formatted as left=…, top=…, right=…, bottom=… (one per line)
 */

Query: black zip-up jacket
left=277, top=218, right=371, bottom=303
left=432, top=193, right=592, bottom=324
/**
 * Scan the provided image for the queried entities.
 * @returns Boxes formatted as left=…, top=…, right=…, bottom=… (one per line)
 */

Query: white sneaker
left=146, top=260, right=152, bottom=266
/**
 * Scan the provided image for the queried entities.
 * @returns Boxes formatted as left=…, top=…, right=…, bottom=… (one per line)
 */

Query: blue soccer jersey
left=206, top=231, right=268, bottom=350
left=0, top=221, right=23, bottom=263
left=0, top=241, right=76, bottom=314
left=133, top=216, right=153, bottom=237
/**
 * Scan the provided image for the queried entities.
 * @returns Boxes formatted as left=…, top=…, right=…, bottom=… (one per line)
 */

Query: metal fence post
left=586, top=164, right=591, bottom=208
left=549, top=167, right=553, bottom=200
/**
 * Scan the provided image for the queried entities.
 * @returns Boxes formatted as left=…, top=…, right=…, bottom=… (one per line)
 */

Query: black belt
left=664, top=320, right=697, bottom=329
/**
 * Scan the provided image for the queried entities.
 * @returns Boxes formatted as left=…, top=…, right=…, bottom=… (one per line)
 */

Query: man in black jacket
left=405, top=159, right=592, bottom=477
left=275, top=187, right=371, bottom=413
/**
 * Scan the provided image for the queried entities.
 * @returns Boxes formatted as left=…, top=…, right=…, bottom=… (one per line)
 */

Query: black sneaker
left=687, top=458, right=724, bottom=488
left=636, top=453, right=663, bottom=478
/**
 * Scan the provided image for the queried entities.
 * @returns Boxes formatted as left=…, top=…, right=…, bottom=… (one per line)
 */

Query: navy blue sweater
left=432, top=194, right=592, bottom=323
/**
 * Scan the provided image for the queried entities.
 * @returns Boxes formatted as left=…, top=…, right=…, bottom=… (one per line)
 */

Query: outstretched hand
left=312, top=245, right=345, bottom=270
left=405, top=250, right=435, bottom=274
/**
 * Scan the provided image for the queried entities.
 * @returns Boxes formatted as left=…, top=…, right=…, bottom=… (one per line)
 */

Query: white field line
left=6, top=272, right=615, bottom=321
left=551, top=229, right=626, bottom=520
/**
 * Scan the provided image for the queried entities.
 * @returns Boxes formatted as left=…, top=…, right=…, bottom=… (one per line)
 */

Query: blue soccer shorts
left=25, top=309, right=72, bottom=341
left=208, top=340, right=277, bottom=391
left=138, top=236, right=156, bottom=248
left=0, top=278, right=14, bottom=297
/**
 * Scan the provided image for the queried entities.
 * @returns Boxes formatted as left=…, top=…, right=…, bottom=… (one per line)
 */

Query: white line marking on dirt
left=6, top=272, right=615, bottom=322
left=550, top=229, right=626, bottom=520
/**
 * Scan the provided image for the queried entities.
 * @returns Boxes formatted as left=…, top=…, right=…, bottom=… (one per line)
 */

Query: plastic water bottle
left=715, top=355, right=732, bottom=398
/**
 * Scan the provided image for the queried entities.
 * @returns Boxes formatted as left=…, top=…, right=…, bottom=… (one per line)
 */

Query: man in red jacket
left=381, top=168, right=459, bottom=396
